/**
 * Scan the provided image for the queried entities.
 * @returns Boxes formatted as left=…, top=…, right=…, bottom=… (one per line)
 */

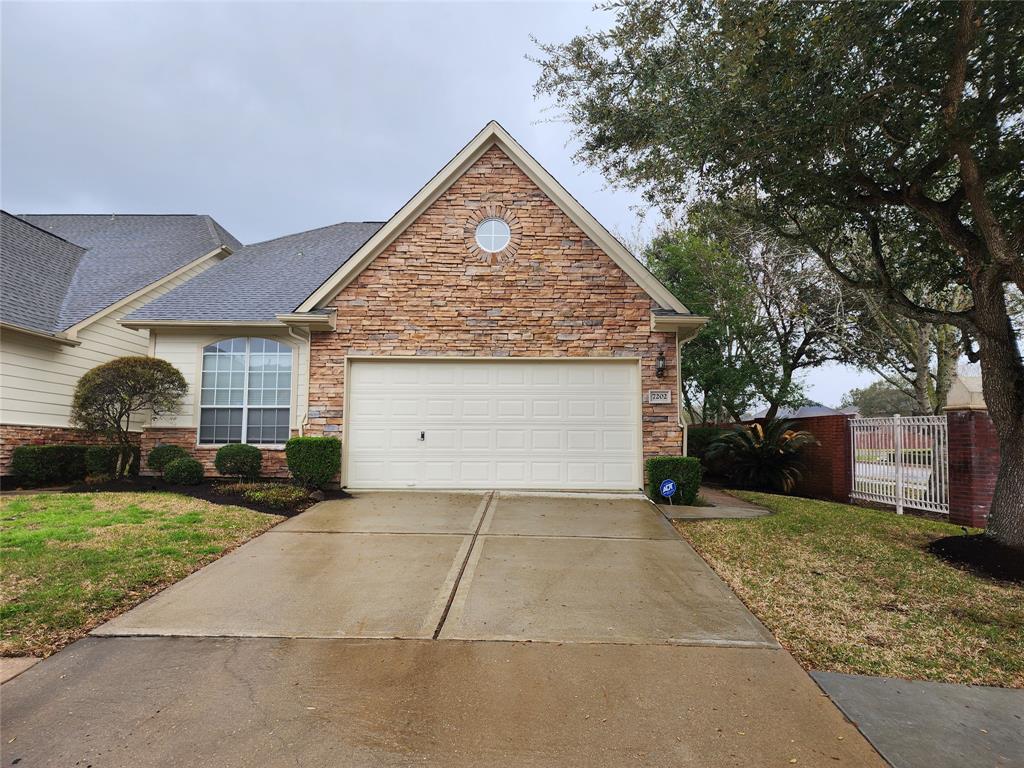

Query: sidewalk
left=812, top=671, right=1024, bottom=768
left=658, top=486, right=770, bottom=520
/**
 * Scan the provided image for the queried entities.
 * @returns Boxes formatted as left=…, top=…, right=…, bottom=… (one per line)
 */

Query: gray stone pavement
left=813, top=671, right=1024, bottom=768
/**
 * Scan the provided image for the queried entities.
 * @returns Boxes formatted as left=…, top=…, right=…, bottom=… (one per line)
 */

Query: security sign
left=659, top=478, right=677, bottom=499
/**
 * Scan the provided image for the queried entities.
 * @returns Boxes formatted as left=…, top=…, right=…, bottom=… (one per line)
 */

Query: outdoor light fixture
left=655, top=350, right=666, bottom=378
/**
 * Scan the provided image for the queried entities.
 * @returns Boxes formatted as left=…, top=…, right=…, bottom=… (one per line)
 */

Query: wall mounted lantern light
left=655, top=350, right=666, bottom=378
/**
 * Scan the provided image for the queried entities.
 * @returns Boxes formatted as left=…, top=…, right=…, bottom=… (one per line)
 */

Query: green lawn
left=0, top=492, right=282, bottom=657
left=675, top=492, right=1023, bottom=688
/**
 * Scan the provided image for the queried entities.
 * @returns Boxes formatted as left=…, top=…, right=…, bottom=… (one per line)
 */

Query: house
left=0, top=211, right=240, bottom=473
left=3, top=122, right=707, bottom=489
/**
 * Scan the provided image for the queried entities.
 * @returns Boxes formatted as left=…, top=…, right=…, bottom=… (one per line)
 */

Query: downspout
left=677, top=329, right=688, bottom=456
left=287, top=326, right=311, bottom=437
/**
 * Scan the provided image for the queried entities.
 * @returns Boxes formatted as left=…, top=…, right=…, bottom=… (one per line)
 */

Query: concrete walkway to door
left=2, top=491, right=885, bottom=767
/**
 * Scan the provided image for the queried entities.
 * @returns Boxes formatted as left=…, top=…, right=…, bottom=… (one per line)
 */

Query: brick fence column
left=945, top=408, right=1000, bottom=529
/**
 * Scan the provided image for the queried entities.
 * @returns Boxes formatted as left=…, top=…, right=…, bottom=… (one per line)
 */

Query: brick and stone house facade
left=20, top=122, right=707, bottom=489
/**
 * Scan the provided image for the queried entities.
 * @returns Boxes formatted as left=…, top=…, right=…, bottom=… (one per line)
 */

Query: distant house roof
left=4, top=213, right=240, bottom=332
left=1, top=211, right=87, bottom=335
left=747, top=405, right=850, bottom=420
left=124, top=221, right=384, bottom=323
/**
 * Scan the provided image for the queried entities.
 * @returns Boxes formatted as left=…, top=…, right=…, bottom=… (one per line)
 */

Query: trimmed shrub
left=239, top=482, right=309, bottom=510
left=214, top=443, right=262, bottom=480
left=10, top=445, right=89, bottom=486
left=163, top=457, right=204, bottom=485
left=84, top=445, right=139, bottom=477
left=285, top=436, right=341, bottom=489
left=645, top=456, right=702, bottom=505
left=147, top=444, right=189, bottom=473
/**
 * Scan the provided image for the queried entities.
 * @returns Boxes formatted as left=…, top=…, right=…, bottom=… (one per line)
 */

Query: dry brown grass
left=675, top=492, right=1023, bottom=687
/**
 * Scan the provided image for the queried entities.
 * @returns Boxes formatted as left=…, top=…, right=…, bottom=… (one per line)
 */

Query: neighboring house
left=0, top=212, right=239, bottom=473
left=4, top=122, right=707, bottom=490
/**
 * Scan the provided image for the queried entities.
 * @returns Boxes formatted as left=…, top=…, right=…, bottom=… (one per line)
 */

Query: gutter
left=0, top=322, right=81, bottom=347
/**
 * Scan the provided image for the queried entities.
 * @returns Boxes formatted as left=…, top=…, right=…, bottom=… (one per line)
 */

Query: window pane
left=199, top=408, right=243, bottom=443
left=247, top=408, right=290, bottom=444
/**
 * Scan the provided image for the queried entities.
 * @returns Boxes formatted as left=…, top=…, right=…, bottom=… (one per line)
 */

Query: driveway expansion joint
left=431, top=490, right=494, bottom=640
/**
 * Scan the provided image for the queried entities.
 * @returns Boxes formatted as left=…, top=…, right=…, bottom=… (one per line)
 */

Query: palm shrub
left=705, top=420, right=818, bottom=494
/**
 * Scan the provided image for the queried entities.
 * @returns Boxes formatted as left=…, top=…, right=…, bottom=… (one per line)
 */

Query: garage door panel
left=462, top=400, right=491, bottom=417
left=346, top=360, right=641, bottom=490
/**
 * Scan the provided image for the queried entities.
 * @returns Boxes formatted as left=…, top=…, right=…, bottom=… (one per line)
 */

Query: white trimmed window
left=199, top=337, right=292, bottom=445
left=474, top=217, right=511, bottom=253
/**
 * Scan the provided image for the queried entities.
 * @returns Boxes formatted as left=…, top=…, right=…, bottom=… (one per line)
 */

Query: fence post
left=893, top=414, right=904, bottom=515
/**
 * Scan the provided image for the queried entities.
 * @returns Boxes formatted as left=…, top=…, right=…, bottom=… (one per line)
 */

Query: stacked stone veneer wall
left=305, top=145, right=683, bottom=464
left=140, top=428, right=292, bottom=479
left=0, top=424, right=139, bottom=477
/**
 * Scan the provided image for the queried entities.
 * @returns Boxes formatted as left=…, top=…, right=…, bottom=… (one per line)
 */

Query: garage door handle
left=419, top=431, right=425, bottom=441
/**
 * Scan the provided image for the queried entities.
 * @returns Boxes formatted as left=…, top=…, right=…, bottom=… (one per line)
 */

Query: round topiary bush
left=163, top=457, right=204, bottom=485
left=214, top=443, right=262, bottom=481
left=148, top=444, right=189, bottom=473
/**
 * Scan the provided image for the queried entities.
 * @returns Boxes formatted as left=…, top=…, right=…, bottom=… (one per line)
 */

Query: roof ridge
left=23, top=213, right=206, bottom=217
left=243, top=219, right=380, bottom=249
left=2, top=210, right=87, bottom=250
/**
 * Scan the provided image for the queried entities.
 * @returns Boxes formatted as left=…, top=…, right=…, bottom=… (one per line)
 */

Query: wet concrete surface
left=1, top=637, right=885, bottom=768
left=94, top=531, right=471, bottom=639
left=439, top=534, right=777, bottom=646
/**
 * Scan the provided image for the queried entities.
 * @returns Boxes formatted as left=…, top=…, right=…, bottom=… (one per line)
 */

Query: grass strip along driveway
left=675, top=493, right=1023, bottom=688
left=1, top=492, right=282, bottom=657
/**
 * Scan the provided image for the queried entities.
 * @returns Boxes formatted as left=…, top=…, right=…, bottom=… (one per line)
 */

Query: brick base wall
left=785, top=414, right=853, bottom=503
left=739, top=415, right=853, bottom=503
left=0, top=424, right=139, bottom=477
left=140, top=428, right=291, bottom=479
left=946, top=409, right=999, bottom=528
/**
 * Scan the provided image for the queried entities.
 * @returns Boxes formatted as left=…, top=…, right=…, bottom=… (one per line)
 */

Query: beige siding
left=150, top=329, right=310, bottom=435
left=0, top=259, right=215, bottom=429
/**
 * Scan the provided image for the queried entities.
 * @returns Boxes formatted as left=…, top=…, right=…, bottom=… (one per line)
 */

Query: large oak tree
left=536, top=0, right=1024, bottom=548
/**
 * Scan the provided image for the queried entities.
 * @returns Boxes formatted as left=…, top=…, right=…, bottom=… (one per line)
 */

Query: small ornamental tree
left=71, top=357, right=187, bottom=478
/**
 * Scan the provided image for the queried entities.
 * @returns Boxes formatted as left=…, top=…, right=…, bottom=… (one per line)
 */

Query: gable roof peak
left=296, top=121, right=690, bottom=314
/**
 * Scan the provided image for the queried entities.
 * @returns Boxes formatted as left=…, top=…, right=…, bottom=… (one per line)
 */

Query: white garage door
left=345, top=359, right=641, bottom=490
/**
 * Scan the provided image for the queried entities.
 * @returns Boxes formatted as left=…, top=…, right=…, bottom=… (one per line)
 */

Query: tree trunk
left=974, top=284, right=1024, bottom=550
left=932, top=325, right=958, bottom=413
left=911, top=326, right=932, bottom=415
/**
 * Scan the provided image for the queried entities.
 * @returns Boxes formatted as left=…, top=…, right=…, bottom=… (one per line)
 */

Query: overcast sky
left=1, top=0, right=873, bottom=406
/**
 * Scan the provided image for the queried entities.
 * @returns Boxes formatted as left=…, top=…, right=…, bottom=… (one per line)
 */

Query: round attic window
left=474, top=218, right=511, bottom=253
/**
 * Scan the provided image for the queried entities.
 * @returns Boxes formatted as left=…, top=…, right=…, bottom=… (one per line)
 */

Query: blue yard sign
left=659, top=478, right=677, bottom=499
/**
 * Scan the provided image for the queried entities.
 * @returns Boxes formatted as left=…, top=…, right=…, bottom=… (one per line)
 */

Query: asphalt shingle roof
left=125, top=221, right=383, bottom=323
left=12, top=214, right=241, bottom=330
left=1, top=212, right=87, bottom=334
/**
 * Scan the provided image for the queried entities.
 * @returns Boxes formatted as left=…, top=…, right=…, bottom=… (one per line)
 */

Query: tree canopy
left=536, top=0, right=1024, bottom=548
left=841, top=380, right=921, bottom=418
left=647, top=202, right=841, bottom=421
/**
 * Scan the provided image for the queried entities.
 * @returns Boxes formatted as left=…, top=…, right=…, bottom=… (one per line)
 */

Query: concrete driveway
left=1, top=491, right=884, bottom=767
left=94, top=490, right=775, bottom=646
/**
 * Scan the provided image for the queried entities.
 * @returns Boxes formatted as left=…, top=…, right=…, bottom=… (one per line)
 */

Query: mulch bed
left=61, top=477, right=348, bottom=517
left=927, top=534, right=1024, bottom=584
